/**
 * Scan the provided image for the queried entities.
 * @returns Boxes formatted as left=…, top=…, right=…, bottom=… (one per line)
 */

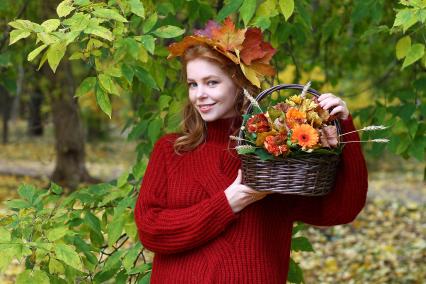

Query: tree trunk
left=39, top=0, right=98, bottom=189
left=43, top=60, right=99, bottom=189
left=27, top=90, right=44, bottom=136
left=0, top=85, right=12, bottom=144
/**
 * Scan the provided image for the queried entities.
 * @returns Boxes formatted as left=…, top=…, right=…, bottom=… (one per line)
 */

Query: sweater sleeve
left=134, top=136, right=238, bottom=255
left=286, top=115, right=368, bottom=226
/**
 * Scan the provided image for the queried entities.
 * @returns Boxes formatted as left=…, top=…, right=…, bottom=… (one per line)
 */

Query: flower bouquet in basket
left=233, top=83, right=387, bottom=196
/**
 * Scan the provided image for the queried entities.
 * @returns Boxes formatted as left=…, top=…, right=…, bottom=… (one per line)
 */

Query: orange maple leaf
left=211, top=17, right=246, bottom=51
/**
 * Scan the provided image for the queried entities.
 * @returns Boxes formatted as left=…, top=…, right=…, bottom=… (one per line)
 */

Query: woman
left=134, top=18, right=368, bottom=283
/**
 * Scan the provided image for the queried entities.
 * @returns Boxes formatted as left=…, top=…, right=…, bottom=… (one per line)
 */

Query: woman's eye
left=208, top=80, right=218, bottom=86
left=188, top=82, right=197, bottom=88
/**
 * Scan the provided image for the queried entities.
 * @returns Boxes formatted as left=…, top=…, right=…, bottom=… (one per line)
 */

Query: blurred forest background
left=0, top=0, right=425, bottom=283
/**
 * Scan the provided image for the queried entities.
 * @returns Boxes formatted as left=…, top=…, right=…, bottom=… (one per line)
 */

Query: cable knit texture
left=134, top=115, right=368, bottom=283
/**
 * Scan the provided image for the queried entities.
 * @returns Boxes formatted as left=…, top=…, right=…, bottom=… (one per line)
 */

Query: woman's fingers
left=318, top=93, right=349, bottom=119
left=318, top=93, right=335, bottom=102
left=329, top=105, right=344, bottom=116
left=319, top=97, right=341, bottom=110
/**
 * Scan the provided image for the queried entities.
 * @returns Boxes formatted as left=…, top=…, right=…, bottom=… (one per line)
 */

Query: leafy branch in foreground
left=0, top=178, right=151, bottom=284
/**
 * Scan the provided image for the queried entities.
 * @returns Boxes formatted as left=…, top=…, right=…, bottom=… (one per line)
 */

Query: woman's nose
left=196, top=85, right=207, bottom=98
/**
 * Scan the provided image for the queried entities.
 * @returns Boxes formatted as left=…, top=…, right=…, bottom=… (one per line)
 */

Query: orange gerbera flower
left=286, top=108, right=306, bottom=129
left=291, top=124, right=319, bottom=148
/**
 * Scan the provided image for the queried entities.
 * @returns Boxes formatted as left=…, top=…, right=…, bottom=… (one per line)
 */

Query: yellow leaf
left=240, top=64, right=260, bottom=87
left=396, top=36, right=411, bottom=60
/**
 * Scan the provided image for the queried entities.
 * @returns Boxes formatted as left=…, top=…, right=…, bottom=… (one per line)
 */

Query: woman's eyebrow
left=187, top=75, right=219, bottom=81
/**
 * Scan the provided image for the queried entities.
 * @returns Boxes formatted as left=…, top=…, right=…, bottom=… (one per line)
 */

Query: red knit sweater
left=134, top=116, right=368, bottom=283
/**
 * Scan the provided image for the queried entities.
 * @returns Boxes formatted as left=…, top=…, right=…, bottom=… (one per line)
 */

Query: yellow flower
left=288, top=95, right=303, bottom=105
left=291, top=124, right=319, bottom=148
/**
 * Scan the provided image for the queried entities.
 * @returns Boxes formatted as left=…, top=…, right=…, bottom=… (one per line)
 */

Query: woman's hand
left=224, top=169, right=272, bottom=213
left=318, top=93, right=349, bottom=120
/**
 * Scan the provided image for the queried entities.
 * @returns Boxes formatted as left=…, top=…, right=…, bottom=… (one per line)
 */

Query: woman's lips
left=198, top=103, right=216, bottom=112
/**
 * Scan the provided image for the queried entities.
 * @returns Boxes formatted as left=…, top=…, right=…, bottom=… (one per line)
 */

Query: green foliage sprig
left=0, top=179, right=151, bottom=284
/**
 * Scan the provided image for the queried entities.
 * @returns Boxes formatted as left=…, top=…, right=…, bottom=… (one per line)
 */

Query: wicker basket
left=238, top=84, right=341, bottom=196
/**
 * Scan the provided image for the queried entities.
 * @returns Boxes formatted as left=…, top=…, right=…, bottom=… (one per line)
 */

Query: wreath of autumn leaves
left=167, top=17, right=276, bottom=88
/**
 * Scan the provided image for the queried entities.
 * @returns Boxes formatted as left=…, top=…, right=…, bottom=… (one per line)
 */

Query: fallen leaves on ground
left=294, top=197, right=425, bottom=283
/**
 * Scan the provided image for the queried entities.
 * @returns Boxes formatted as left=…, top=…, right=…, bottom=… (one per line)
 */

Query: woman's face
left=186, top=58, right=239, bottom=122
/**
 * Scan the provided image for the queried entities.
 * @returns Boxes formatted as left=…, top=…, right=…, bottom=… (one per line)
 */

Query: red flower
left=264, top=133, right=289, bottom=156
left=246, top=114, right=271, bottom=133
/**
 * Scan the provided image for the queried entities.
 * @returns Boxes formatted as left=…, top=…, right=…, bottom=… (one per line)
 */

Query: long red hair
left=173, top=45, right=260, bottom=154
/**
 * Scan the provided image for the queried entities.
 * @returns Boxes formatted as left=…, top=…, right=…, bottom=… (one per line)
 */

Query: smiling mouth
left=198, top=103, right=216, bottom=112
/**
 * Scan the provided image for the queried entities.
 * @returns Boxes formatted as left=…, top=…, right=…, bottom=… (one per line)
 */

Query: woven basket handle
left=245, top=83, right=320, bottom=115
left=238, top=83, right=341, bottom=145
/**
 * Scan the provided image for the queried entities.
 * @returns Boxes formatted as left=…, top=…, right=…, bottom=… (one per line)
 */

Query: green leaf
left=393, top=9, right=418, bottom=33
left=251, top=15, right=271, bottom=31
left=57, top=0, right=75, bottom=18
left=128, top=120, right=148, bottom=140
left=132, top=158, right=148, bottom=180
left=9, top=29, right=31, bottom=45
left=255, top=148, right=274, bottom=160
left=63, top=12, right=91, bottom=31
left=291, top=222, right=306, bottom=236
left=121, top=64, right=134, bottom=84
left=216, top=0, right=243, bottom=22
left=95, top=85, right=112, bottom=118
left=129, top=0, right=145, bottom=18
left=152, top=25, right=185, bottom=38
left=239, top=0, right=256, bottom=26
left=98, top=73, right=120, bottom=96
left=84, top=20, right=114, bottom=41
left=123, top=243, right=142, bottom=272
left=128, top=263, right=152, bottom=275
left=256, top=0, right=279, bottom=18
left=279, top=0, right=294, bottom=21
left=5, top=199, right=31, bottom=209
left=74, top=0, right=90, bottom=5
left=0, top=227, right=11, bottom=242
left=49, top=258, right=65, bottom=274
left=54, top=244, right=83, bottom=271
left=17, top=184, right=36, bottom=203
left=37, top=32, right=59, bottom=45
left=47, top=227, right=68, bottom=242
left=139, top=272, right=151, bottom=284
left=0, top=245, right=19, bottom=271
left=287, top=258, right=304, bottom=283
left=396, top=36, right=411, bottom=60
left=103, top=250, right=124, bottom=271
left=134, top=67, right=158, bottom=89
left=291, top=236, right=314, bottom=252
left=27, top=44, right=48, bottom=61
left=84, top=211, right=102, bottom=232
left=138, top=35, right=155, bottom=54
left=93, top=8, right=128, bottom=22
left=107, top=214, right=125, bottom=247
left=402, top=43, right=425, bottom=69
left=47, top=41, right=67, bottom=73
left=143, top=13, right=157, bottom=33
left=16, top=270, right=50, bottom=284
left=75, top=77, right=97, bottom=97
left=159, top=95, right=172, bottom=111
left=41, top=19, right=61, bottom=32
left=148, top=118, right=162, bottom=144
left=117, top=171, right=129, bottom=188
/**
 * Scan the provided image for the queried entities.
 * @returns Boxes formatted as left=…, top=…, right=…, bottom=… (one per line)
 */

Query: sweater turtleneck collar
left=205, top=116, right=243, bottom=145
